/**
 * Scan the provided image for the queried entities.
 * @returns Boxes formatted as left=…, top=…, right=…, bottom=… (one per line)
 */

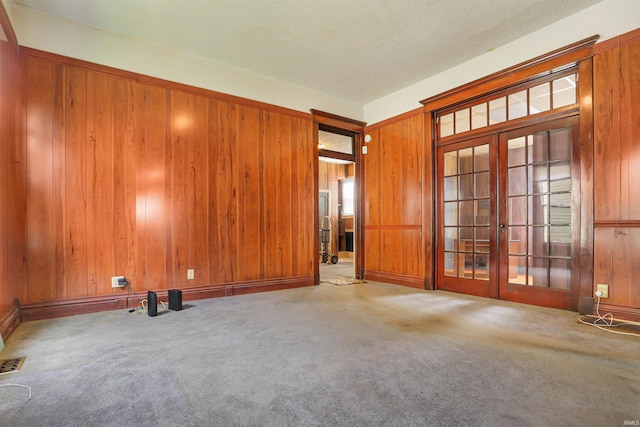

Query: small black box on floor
left=168, top=289, right=183, bottom=311
left=147, top=291, right=158, bottom=317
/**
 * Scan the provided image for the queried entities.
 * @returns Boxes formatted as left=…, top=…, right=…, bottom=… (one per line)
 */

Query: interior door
left=498, top=116, right=580, bottom=310
left=438, top=135, right=498, bottom=298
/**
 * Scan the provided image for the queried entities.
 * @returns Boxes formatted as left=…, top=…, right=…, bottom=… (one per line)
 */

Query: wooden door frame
left=422, top=36, right=597, bottom=313
left=311, top=110, right=366, bottom=284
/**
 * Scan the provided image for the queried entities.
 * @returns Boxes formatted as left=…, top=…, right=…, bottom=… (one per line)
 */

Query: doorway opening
left=318, top=128, right=356, bottom=283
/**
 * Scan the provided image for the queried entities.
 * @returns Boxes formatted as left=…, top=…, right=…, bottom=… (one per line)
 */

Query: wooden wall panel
left=13, top=52, right=315, bottom=307
left=593, top=31, right=640, bottom=319
left=593, top=46, right=621, bottom=221
left=363, top=114, right=424, bottom=287
left=25, top=58, right=55, bottom=303
left=620, top=40, right=640, bottom=220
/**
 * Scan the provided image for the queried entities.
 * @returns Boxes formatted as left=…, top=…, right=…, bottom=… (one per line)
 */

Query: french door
left=438, top=116, right=580, bottom=310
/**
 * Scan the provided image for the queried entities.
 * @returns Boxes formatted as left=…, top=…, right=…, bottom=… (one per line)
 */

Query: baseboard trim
left=0, top=304, right=21, bottom=341
left=19, top=276, right=314, bottom=322
left=597, top=303, right=640, bottom=323
left=364, top=271, right=425, bottom=289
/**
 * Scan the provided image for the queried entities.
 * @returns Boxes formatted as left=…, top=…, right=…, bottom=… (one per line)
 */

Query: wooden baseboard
left=0, top=304, right=21, bottom=341
left=364, top=271, right=425, bottom=289
left=19, top=276, right=314, bottom=322
left=596, top=303, right=640, bottom=323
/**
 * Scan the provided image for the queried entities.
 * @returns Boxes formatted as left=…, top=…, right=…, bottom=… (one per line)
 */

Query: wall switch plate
left=111, top=276, right=125, bottom=288
left=596, top=283, right=609, bottom=298
left=187, top=269, right=195, bottom=280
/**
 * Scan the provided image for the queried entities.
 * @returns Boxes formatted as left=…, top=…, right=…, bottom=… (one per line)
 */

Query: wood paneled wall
left=363, top=112, right=425, bottom=288
left=0, top=40, right=22, bottom=336
left=593, top=29, right=640, bottom=318
left=14, top=51, right=315, bottom=308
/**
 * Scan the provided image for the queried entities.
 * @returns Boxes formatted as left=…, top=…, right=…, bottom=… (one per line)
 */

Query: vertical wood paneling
left=0, top=41, right=11, bottom=319
left=364, top=114, right=424, bottom=284
left=144, top=85, right=167, bottom=290
left=26, top=58, right=55, bottom=302
left=64, top=67, right=88, bottom=298
left=7, top=49, right=26, bottom=304
left=14, top=54, right=315, bottom=306
left=189, top=94, right=209, bottom=286
left=86, top=72, right=114, bottom=296
left=620, top=40, right=640, bottom=220
left=593, top=48, right=620, bottom=221
left=243, top=106, right=261, bottom=279
left=112, top=78, right=129, bottom=290
left=169, top=90, right=189, bottom=288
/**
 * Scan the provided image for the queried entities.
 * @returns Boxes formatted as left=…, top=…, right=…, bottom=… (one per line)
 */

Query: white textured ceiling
left=14, top=0, right=603, bottom=104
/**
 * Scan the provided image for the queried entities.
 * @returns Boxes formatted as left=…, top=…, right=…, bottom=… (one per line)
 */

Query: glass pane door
left=438, top=136, right=497, bottom=298
left=498, top=117, right=578, bottom=310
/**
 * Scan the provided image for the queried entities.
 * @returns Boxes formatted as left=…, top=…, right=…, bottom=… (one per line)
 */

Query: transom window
left=438, top=71, right=577, bottom=139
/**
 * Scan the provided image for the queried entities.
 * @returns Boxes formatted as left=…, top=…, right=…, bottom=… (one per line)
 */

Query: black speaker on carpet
left=147, top=291, right=158, bottom=317
left=168, top=289, right=183, bottom=311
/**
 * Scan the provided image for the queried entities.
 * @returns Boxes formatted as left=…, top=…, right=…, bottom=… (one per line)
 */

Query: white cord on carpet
left=0, top=384, right=32, bottom=400
left=578, top=294, right=640, bottom=338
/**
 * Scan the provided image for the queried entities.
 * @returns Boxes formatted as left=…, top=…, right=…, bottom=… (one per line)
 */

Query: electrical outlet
left=111, top=276, right=125, bottom=288
left=596, top=283, right=609, bottom=298
left=187, top=269, right=195, bottom=280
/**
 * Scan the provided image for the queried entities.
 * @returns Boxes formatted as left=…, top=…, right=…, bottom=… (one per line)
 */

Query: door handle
left=499, top=224, right=505, bottom=233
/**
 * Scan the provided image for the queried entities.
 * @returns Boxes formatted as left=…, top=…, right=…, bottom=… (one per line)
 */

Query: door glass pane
left=444, top=177, right=457, bottom=201
left=509, top=197, right=527, bottom=225
left=529, top=164, right=548, bottom=194
left=474, top=144, right=490, bottom=171
left=459, top=253, right=473, bottom=278
left=459, top=174, right=474, bottom=200
left=444, top=227, right=458, bottom=251
left=528, top=195, right=548, bottom=225
left=444, top=151, right=457, bottom=175
left=444, top=202, right=457, bottom=226
left=459, top=148, right=473, bottom=174
left=444, top=252, right=457, bottom=276
left=508, top=137, right=526, bottom=166
left=476, top=227, right=490, bottom=252
left=475, top=255, right=489, bottom=280
left=549, top=193, right=571, bottom=224
left=509, top=227, right=527, bottom=255
left=530, top=257, right=549, bottom=287
left=550, top=129, right=571, bottom=160
left=508, top=167, right=527, bottom=196
left=509, top=256, right=526, bottom=284
left=475, top=200, right=490, bottom=225
left=531, top=132, right=548, bottom=163
left=475, top=172, right=490, bottom=198
left=459, top=201, right=474, bottom=225
left=550, top=161, right=571, bottom=192
left=459, top=227, right=473, bottom=251
left=528, top=226, right=549, bottom=256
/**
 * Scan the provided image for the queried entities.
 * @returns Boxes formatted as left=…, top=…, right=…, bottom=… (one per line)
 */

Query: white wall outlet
left=111, top=276, right=125, bottom=288
left=187, top=269, right=195, bottom=280
left=596, top=284, right=609, bottom=298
